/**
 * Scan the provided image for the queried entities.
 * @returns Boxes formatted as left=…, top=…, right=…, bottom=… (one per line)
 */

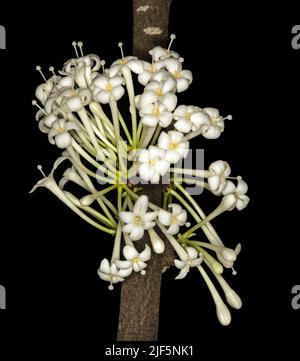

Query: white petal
left=174, top=259, right=186, bottom=269
left=143, top=211, right=158, bottom=222
left=140, top=163, right=155, bottom=181
left=186, top=247, right=198, bottom=260
left=118, top=267, right=133, bottom=278
left=236, top=178, right=248, bottom=195
left=143, top=221, right=156, bottom=230
left=208, top=175, right=221, bottom=191
left=176, top=78, right=189, bottom=93
left=114, top=260, right=132, bottom=269
left=158, top=209, right=172, bottom=226
left=222, top=181, right=236, bottom=195
left=95, top=90, right=110, bottom=104
left=112, top=86, right=125, bottom=101
left=93, top=75, right=108, bottom=89
left=138, top=149, right=150, bottom=163
left=133, top=195, right=148, bottom=215
left=165, top=58, right=181, bottom=73
left=156, top=160, right=170, bottom=176
left=174, top=119, right=192, bottom=133
left=138, top=71, right=152, bottom=85
left=169, top=203, right=182, bottom=214
left=122, top=223, right=134, bottom=234
left=236, top=195, right=250, bottom=210
left=204, top=107, right=220, bottom=118
left=130, top=226, right=144, bottom=241
left=55, top=133, right=72, bottom=149
left=110, top=76, right=124, bottom=87
left=190, top=258, right=203, bottom=267
left=128, top=60, right=143, bottom=74
left=176, top=210, right=187, bottom=224
left=158, top=112, right=173, bottom=127
left=99, top=258, right=111, bottom=274
left=175, top=266, right=189, bottom=280
left=119, top=211, right=134, bottom=224
left=161, top=93, right=177, bottom=111
left=138, top=91, right=158, bottom=108
left=157, top=131, right=170, bottom=150
left=165, top=150, right=180, bottom=164
left=139, top=244, right=151, bottom=261
left=162, top=77, right=176, bottom=93
left=202, top=126, right=221, bottom=139
left=98, top=272, right=111, bottom=282
left=142, top=115, right=159, bottom=127
left=123, top=245, right=139, bottom=260
left=167, top=223, right=180, bottom=235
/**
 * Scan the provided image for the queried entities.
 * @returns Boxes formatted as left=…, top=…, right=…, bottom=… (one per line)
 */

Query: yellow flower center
left=152, top=106, right=160, bottom=117
left=56, top=127, right=65, bottom=134
left=148, top=64, right=157, bottom=73
left=171, top=215, right=178, bottom=224
left=169, top=142, right=178, bottom=150
left=132, top=258, right=140, bottom=263
left=149, top=159, right=157, bottom=166
left=105, top=83, right=113, bottom=92
left=185, top=111, right=191, bottom=120
left=133, top=216, right=142, bottom=225
left=119, top=59, right=128, bottom=64
left=172, top=70, right=181, bottom=78
left=156, top=88, right=164, bottom=96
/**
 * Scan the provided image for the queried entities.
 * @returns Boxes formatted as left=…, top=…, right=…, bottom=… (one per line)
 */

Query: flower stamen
left=167, top=33, right=176, bottom=52
left=72, top=41, right=79, bottom=58
left=35, top=65, right=47, bottom=82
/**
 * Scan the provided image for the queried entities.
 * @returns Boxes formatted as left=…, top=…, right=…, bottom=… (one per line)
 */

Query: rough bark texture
left=117, top=0, right=173, bottom=341
left=132, top=0, right=172, bottom=60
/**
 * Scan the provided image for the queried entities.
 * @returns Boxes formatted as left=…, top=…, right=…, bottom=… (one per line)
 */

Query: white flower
left=149, top=45, right=180, bottom=62
left=139, top=102, right=172, bottom=128
left=92, top=74, right=125, bottom=104
left=59, top=87, right=92, bottom=112
left=164, top=58, right=193, bottom=92
left=98, top=258, right=131, bottom=290
left=48, top=118, right=78, bottom=148
left=138, top=146, right=170, bottom=182
left=119, top=195, right=157, bottom=241
left=138, top=77, right=177, bottom=111
left=115, top=244, right=151, bottom=275
left=217, top=244, right=241, bottom=270
left=208, top=160, right=231, bottom=194
left=222, top=178, right=249, bottom=211
left=174, top=247, right=203, bottom=279
left=138, top=60, right=166, bottom=85
left=61, top=54, right=101, bottom=88
left=201, top=108, right=231, bottom=139
left=157, top=131, right=189, bottom=164
left=158, top=204, right=187, bottom=235
left=173, top=105, right=208, bottom=133
left=109, top=56, right=143, bottom=77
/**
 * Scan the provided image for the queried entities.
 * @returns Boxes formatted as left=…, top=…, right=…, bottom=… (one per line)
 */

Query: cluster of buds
left=31, top=36, right=249, bottom=326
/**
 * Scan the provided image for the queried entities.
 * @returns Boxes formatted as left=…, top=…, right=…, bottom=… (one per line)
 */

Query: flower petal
left=130, top=226, right=144, bottom=241
left=123, top=245, right=139, bottom=260
left=119, top=211, right=134, bottom=224
left=139, top=244, right=151, bottom=261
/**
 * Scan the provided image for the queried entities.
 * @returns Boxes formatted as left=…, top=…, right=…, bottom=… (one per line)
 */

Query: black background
left=0, top=0, right=299, bottom=359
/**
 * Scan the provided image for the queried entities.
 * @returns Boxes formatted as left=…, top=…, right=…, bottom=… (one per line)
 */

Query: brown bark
left=117, top=1, right=173, bottom=341
left=132, top=0, right=172, bottom=60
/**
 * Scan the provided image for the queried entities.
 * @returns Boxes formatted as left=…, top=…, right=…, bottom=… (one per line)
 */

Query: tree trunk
left=117, top=0, right=173, bottom=341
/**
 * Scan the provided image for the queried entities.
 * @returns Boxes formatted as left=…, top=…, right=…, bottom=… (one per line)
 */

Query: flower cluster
left=31, top=37, right=249, bottom=326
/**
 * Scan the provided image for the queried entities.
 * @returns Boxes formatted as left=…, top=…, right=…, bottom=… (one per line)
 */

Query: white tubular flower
left=138, top=60, right=166, bottom=85
left=48, top=118, right=78, bottom=148
left=149, top=46, right=180, bottom=62
left=98, top=259, right=131, bottom=290
left=119, top=195, right=157, bottom=241
left=139, top=77, right=177, bottom=111
left=139, top=102, right=173, bottom=128
left=61, top=54, right=101, bottom=88
left=35, top=78, right=56, bottom=105
left=174, top=247, right=203, bottom=279
left=92, top=74, right=125, bottom=104
left=138, top=146, right=170, bottom=182
left=173, top=105, right=208, bottom=133
left=208, top=160, right=231, bottom=194
left=116, top=244, right=151, bottom=274
left=60, top=88, right=92, bottom=112
left=164, top=58, right=193, bottom=92
left=158, top=204, right=187, bottom=235
left=59, top=165, right=89, bottom=190
left=222, top=178, right=250, bottom=211
left=148, top=228, right=165, bottom=254
left=109, top=56, right=143, bottom=77
left=157, top=131, right=189, bottom=164
left=202, top=107, right=232, bottom=139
